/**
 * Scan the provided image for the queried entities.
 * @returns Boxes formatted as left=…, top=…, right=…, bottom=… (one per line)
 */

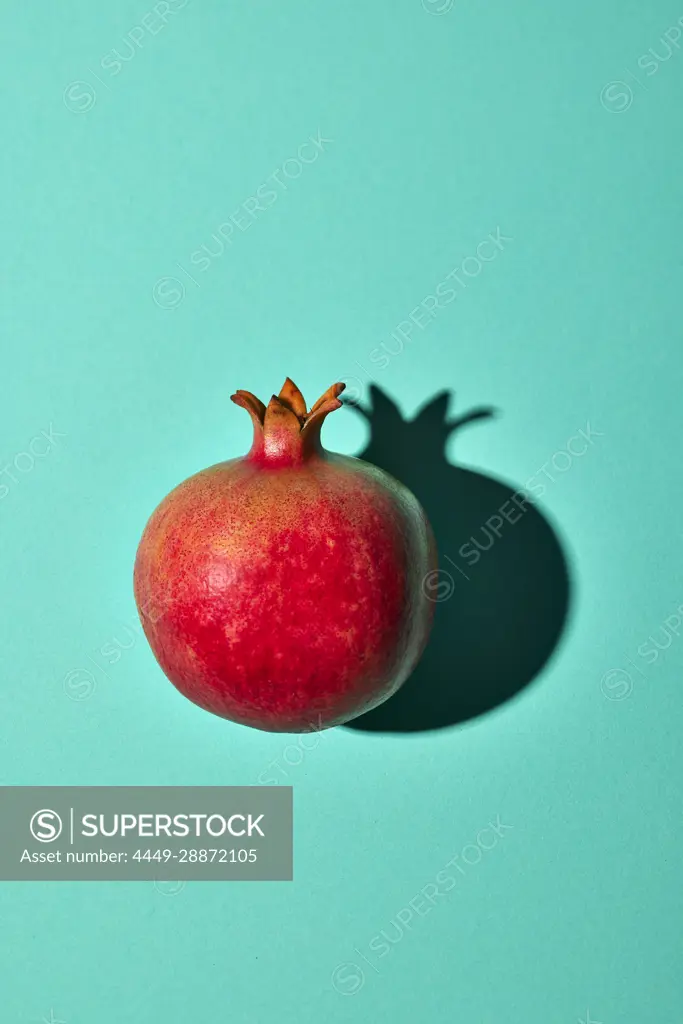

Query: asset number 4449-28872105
left=132, top=849, right=258, bottom=863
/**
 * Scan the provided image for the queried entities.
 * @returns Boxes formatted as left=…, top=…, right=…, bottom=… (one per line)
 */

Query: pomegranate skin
left=134, top=380, right=436, bottom=732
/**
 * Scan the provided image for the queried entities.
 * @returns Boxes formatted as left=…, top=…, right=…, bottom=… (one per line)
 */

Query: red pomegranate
left=134, top=379, right=436, bottom=732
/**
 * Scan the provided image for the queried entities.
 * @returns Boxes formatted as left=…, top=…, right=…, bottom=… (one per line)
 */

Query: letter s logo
left=30, top=809, right=63, bottom=843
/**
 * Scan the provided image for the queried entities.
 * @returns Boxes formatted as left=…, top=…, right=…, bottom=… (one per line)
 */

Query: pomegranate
left=134, top=379, right=437, bottom=732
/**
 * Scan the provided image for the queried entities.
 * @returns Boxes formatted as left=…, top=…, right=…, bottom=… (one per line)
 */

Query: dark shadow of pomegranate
left=343, top=386, right=571, bottom=733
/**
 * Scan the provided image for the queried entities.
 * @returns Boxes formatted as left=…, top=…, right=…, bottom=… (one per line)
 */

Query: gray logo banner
left=0, top=787, right=292, bottom=881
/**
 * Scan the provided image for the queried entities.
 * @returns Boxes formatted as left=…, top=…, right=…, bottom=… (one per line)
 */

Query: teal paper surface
left=1, top=0, right=681, bottom=1020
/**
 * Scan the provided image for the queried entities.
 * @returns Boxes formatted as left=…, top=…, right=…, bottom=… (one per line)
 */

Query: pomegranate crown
left=230, top=378, right=345, bottom=465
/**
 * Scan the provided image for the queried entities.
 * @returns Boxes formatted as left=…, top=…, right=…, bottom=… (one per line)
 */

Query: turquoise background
left=1, top=0, right=682, bottom=1020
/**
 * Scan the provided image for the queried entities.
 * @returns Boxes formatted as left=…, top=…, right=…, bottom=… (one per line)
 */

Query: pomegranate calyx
left=230, top=390, right=266, bottom=434
left=230, top=379, right=346, bottom=464
left=264, top=393, right=301, bottom=431
left=308, top=381, right=346, bottom=415
left=300, top=395, right=344, bottom=442
left=278, top=378, right=307, bottom=422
